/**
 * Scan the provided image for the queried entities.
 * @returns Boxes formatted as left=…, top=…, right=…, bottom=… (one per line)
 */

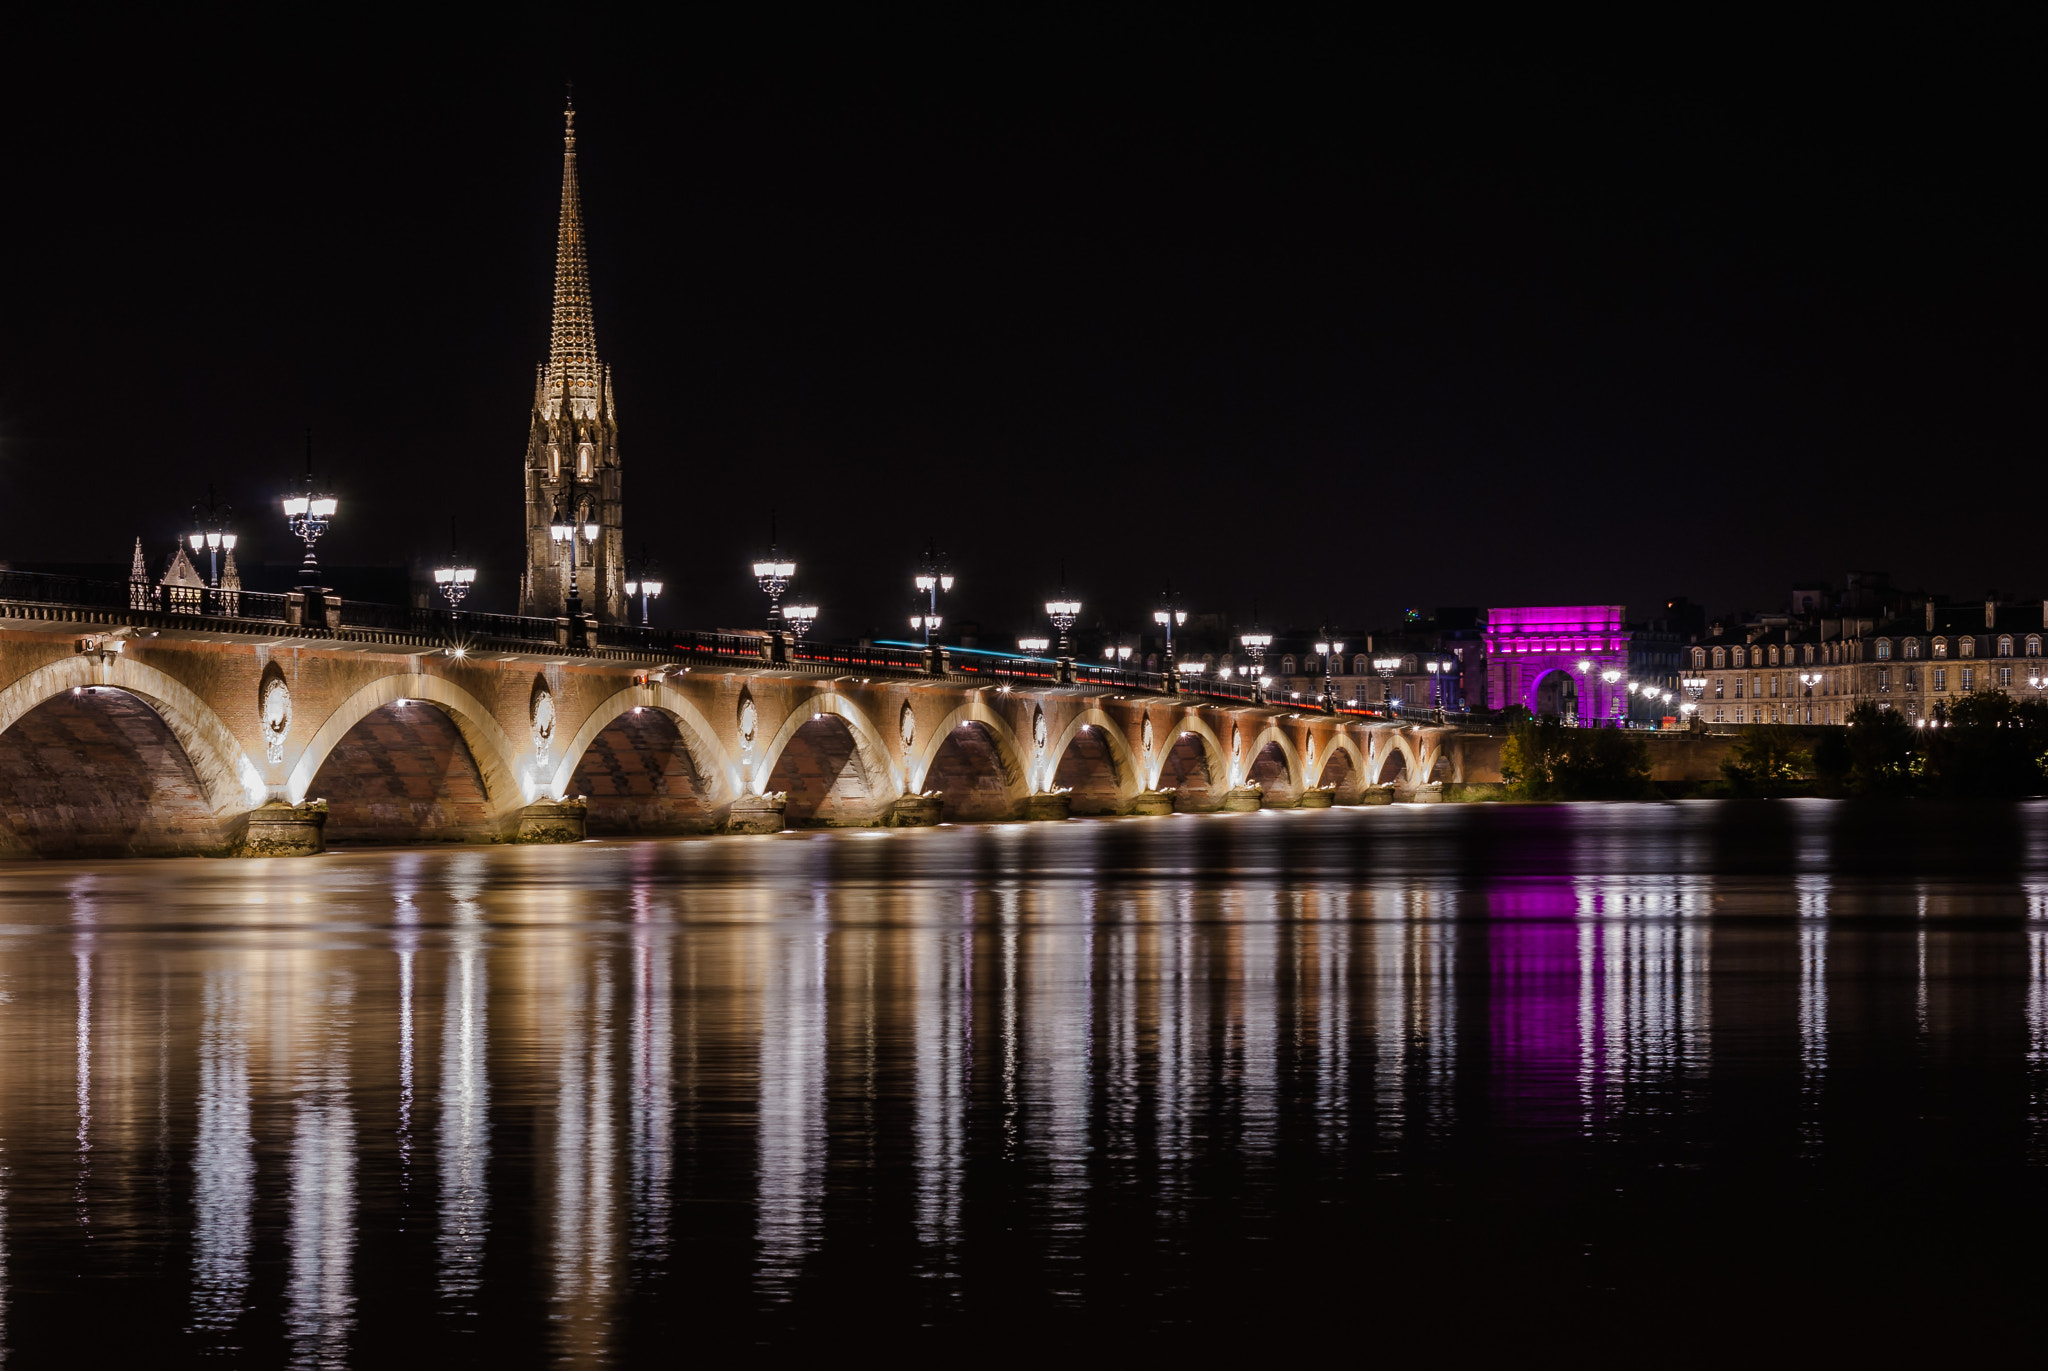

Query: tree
left=1502, top=716, right=1651, bottom=800
left=1721, top=726, right=1812, bottom=797
left=1924, top=691, right=2048, bottom=797
left=1814, top=702, right=1919, bottom=795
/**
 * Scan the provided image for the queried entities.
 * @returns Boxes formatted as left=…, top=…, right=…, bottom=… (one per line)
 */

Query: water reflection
left=0, top=803, right=2036, bottom=1357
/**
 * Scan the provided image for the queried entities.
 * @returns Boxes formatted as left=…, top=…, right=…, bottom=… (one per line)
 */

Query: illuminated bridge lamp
left=1154, top=590, right=1189, bottom=670
left=1314, top=635, right=1344, bottom=711
left=1601, top=667, right=1623, bottom=726
left=1019, top=636, right=1050, bottom=655
left=188, top=486, right=238, bottom=590
left=281, top=436, right=339, bottom=592
left=1047, top=597, right=1082, bottom=656
left=1372, top=655, right=1401, bottom=714
left=784, top=603, right=818, bottom=641
left=914, top=540, right=954, bottom=647
left=752, top=517, right=796, bottom=631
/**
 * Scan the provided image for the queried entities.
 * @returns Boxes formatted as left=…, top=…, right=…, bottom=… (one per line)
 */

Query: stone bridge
left=0, top=607, right=1489, bottom=858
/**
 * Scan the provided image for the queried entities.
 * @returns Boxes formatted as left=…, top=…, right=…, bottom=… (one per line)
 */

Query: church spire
left=548, top=93, right=600, bottom=411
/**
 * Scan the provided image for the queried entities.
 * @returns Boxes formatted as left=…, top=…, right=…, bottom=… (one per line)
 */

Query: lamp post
left=188, top=485, right=237, bottom=590
left=550, top=486, right=601, bottom=630
left=1241, top=630, right=1272, bottom=702
left=624, top=545, right=663, bottom=627
left=1154, top=587, right=1187, bottom=689
left=1020, top=636, right=1050, bottom=656
left=753, top=517, right=796, bottom=632
left=914, top=541, right=954, bottom=647
left=433, top=518, right=476, bottom=613
left=1681, top=676, right=1707, bottom=724
left=281, top=435, right=338, bottom=593
left=1313, top=631, right=1346, bottom=713
left=1372, top=655, right=1401, bottom=714
left=1046, top=593, right=1082, bottom=656
left=1601, top=667, right=1622, bottom=728
left=1799, top=671, right=1821, bottom=725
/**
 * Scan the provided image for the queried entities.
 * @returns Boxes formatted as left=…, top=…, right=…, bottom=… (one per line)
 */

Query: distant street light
left=188, top=485, right=237, bottom=589
left=1313, top=630, right=1346, bottom=713
left=1372, top=655, right=1401, bottom=714
left=1601, top=667, right=1622, bottom=727
left=783, top=602, right=818, bottom=641
left=1019, top=636, right=1050, bottom=655
left=914, top=540, right=954, bottom=647
left=624, top=545, right=663, bottom=626
left=1046, top=593, right=1082, bottom=656
left=752, top=514, right=796, bottom=631
left=434, top=517, right=476, bottom=613
left=281, top=434, right=338, bottom=592
left=1154, top=586, right=1188, bottom=677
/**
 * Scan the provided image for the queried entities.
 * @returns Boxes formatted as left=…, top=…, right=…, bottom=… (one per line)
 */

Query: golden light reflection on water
left=0, top=808, right=2042, bottom=1358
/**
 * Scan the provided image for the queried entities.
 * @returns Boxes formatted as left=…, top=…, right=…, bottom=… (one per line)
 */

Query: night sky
left=2, top=8, right=2040, bottom=640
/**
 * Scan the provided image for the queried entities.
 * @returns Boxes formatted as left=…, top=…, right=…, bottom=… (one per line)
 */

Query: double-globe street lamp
left=434, top=518, right=476, bottom=612
left=1601, top=667, right=1623, bottom=727
left=188, top=486, right=238, bottom=591
left=1681, top=676, right=1708, bottom=721
left=1241, top=630, right=1272, bottom=701
left=914, top=541, right=954, bottom=647
left=1372, top=655, right=1401, bottom=714
left=1314, top=631, right=1346, bottom=713
left=1154, top=588, right=1187, bottom=684
left=281, top=436, right=338, bottom=597
left=624, top=546, right=663, bottom=627
left=1046, top=592, right=1082, bottom=657
left=753, top=517, right=796, bottom=631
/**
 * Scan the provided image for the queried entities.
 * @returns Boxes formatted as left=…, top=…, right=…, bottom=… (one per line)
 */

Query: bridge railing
left=792, top=641, right=931, bottom=675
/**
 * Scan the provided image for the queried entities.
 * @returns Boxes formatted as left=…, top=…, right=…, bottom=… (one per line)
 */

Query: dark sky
left=2, top=7, right=2040, bottom=640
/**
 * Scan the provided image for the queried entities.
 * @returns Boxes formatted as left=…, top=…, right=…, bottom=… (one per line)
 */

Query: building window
left=1711, top=648, right=1725, bottom=668
left=1280, top=656, right=1295, bottom=675
left=1353, top=655, right=1369, bottom=675
left=1904, top=639, right=1919, bottom=659
left=1714, top=677, right=1724, bottom=698
left=1876, top=639, right=1892, bottom=660
left=577, top=442, right=593, bottom=478
left=1934, top=667, right=1947, bottom=691
left=1962, top=667, right=1974, bottom=692
left=1999, top=636, right=2014, bottom=657
left=1999, top=667, right=2013, bottom=688
left=1692, top=647, right=1707, bottom=668
left=1907, top=700, right=1919, bottom=717
left=1904, top=667, right=1916, bottom=691
left=1933, top=638, right=1948, bottom=659
left=548, top=444, right=561, bottom=481
left=2030, top=636, right=2042, bottom=657
left=1713, top=707, right=1725, bottom=722
left=1733, top=678, right=1744, bottom=698
left=1733, top=647, right=1747, bottom=667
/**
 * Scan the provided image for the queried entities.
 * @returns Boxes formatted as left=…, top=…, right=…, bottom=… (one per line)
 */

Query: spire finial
left=547, top=90, right=598, bottom=413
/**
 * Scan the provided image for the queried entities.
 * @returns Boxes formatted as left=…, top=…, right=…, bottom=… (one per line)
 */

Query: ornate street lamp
left=1681, top=676, right=1707, bottom=720
left=1154, top=587, right=1188, bottom=675
left=1019, top=636, right=1051, bottom=655
left=1314, top=631, right=1346, bottom=713
left=914, top=540, right=954, bottom=647
left=1046, top=593, right=1082, bottom=656
left=281, top=435, right=338, bottom=592
left=434, top=518, right=477, bottom=612
left=624, top=545, right=663, bottom=627
left=1372, top=654, right=1401, bottom=714
left=188, top=485, right=237, bottom=589
left=784, top=603, right=818, bottom=642
left=753, top=515, right=796, bottom=631
left=1800, top=671, right=1821, bottom=725
left=1601, top=667, right=1623, bottom=727
left=550, top=489, right=601, bottom=626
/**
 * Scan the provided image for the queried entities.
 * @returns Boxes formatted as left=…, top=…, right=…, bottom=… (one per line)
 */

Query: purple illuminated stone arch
left=1483, top=605, right=1630, bottom=725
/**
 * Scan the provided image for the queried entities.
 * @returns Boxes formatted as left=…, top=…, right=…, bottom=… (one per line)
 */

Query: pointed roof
left=129, top=536, right=148, bottom=582
left=547, top=96, right=601, bottom=413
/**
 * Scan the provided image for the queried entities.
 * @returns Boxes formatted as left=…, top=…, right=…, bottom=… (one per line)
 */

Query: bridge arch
left=1045, top=708, right=1139, bottom=814
left=0, top=653, right=257, bottom=817
left=910, top=700, right=1029, bottom=821
left=1312, top=730, right=1367, bottom=792
left=1364, top=727, right=1422, bottom=786
left=288, top=672, right=524, bottom=818
left=1242, top=724, right=1304, bottom=802
left=756, top=692, right=900, bottom=825
left=1150, top=713, right=1229, bottom=797
left=548, top=682, right=737, bottom=808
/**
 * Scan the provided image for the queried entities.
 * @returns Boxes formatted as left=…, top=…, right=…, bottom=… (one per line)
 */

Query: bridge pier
left=515, top=798, right=587, bottom=843
left=237, top=801, right=327, bottom=857
left=1025, top=791, right=1073, bottom=820
left=1132, top=790, right=1175, bottom=816
left=725, top=793, right=786, bottom=835
left=887, top=793, right=944, bottom=827
left=1223, top=785, right=1263, bottom=812
left=1298, top=787, right=1335, bottom=809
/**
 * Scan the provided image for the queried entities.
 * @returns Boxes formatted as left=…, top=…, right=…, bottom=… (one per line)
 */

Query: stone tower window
left=578, top=441, right=594, bottom=478
left=548, top=444, right=561, bottom=481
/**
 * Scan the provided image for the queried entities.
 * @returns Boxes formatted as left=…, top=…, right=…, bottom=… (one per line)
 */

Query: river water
left=2, top=801, right=2046, bottom=1362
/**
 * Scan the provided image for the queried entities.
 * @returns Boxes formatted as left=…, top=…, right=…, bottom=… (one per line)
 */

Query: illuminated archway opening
left=569, top=708, right=715, bottom=834
left=1247, top=740, right=1293, bottom=798
left=1320, top=745, right=1358, bottom=799
left=766, top=715, right=887, bottom=827
left=1378, top=747, right=1409, bottom=787
left=1051, top=725, right=1125, bottom=815
left=1158, top=731, right=1218, bottom=810
left=307, top=701, right=495, bottom=845
left=1534, top=669, right=1578, bottom=723
left=924, top=721, right=1016, bottom=822
left=0, top=687, right=224, bottom=856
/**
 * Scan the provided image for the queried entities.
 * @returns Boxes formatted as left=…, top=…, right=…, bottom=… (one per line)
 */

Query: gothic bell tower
left=521, top=97, right=625, bottom=622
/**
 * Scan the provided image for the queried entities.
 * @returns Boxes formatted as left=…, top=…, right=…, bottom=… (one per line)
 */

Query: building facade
left=520, top=99, right=626, bottom=623
left=1686, top=600, right=2048, bottom=725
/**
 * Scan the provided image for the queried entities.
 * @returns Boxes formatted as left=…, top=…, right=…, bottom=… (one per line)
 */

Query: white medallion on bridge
left=1231, top=725, right=1243, bottom=786
left=738, top=697, right=759, bottom=756
left=1032, top=707, right=1046, bottom=758
left=260, top=677, right=292, bottom=764
left=899, top=702, right=917, bottom=760
left=532, top=686, right=557, bottom=765
left=1307, top=737, right=1317, bottom=779
left=1142, top=716, right=1154, bottom=765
